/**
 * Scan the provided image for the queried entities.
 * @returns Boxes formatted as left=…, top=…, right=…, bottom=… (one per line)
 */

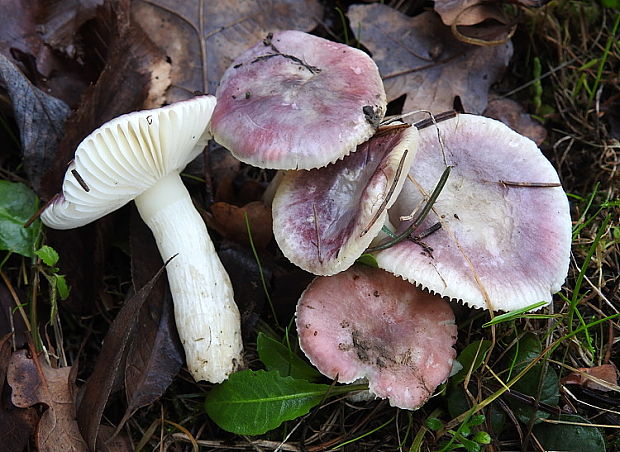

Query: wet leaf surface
left=132, top=0, right=323, bottom=101
left=8, top=350, right=88, bottom=451
left=348, top=3, right=512, bottom=116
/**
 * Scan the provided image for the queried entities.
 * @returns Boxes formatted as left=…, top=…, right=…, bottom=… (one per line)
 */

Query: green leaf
left=55, top=275, right=70, bottom=300
left=452, top=340, right=492, bottom=384
left=425, top=417, right=443, bottom=431
left=256, top=332, right=322, bottom=381
left=533, top=415, right=606, bottom=452
left=204, top=370, right=334, bottom=435
left=356, top=253, right=378, bottom=268
left=35, top=245, right=59, bottom=267
left=504, top=333, right=559, bottom=424
left=0, top=181, right=40, bottom=257
left=482, top=301, right=548, bottom=327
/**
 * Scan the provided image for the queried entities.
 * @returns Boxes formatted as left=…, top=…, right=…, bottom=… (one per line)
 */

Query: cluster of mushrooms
left=41, top=31, right=572, bottom=409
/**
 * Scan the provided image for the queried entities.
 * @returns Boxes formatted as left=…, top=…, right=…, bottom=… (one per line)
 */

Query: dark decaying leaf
left=38, top=0, right=103, bottom=54
left=347, top=4, right=512, bottom=116
left=40, top=0, right=170, bottom=314
left=0, top=335, right=38, bottom=452
left=131, top=0, right=323, bottom=101
left=0, top=0, right=101, bottom=107
left=119, top=210, right=183, bottom=430
left=8, top=350, right=88, bottom=452
left=41, top=0, right=171, bottom=200
left=0, top=52, right=70, bottom=195
left=77, top=262, right=168, bottom=450
left=218, top=240, right=270, bottom=338
left=484, top=97, right=547, bottom=145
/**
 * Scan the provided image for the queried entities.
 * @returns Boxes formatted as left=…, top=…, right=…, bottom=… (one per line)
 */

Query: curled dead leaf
left=7, top=350, right=88, bottom=452
left=347, top=4, right=512, bottom=116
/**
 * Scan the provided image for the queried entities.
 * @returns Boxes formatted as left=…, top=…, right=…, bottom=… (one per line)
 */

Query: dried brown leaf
left=7, top=350, right=88, bottom=452
left=484, top=97, right=547, bottom=146
left=209, top=201, right=273, bottom=249
left=131, top=0, right=323, bottom=101
left=561, top=363, right=619, bottom=392
left=434, top=0, right=507, bottom=26
left=348, top=4, right=512, bottom=116
left=77, top=262, right=168, bottom=450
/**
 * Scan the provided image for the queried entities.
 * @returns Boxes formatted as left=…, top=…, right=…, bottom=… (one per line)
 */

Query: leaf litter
left=0, top=0, right=618, bottom=450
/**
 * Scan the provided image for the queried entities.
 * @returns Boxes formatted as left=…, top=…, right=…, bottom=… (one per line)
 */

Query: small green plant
left=426, top=414, right=491, bottom=452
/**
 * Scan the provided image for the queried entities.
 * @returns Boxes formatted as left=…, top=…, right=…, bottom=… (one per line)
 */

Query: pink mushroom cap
left=211, top=30, right=387, bottom=170
left=374, top=114, right=572, bottom=312
left=296, top=265, right=457, bottom=410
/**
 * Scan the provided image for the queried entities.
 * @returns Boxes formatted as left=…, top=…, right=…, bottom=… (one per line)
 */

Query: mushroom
left=210, top=30, right=387, bottom=170
left=296, top=264, right=457, bottom=410
left=41, top=96, right=243, bottom=383
left=373, top=114, right=571, bottom=312
left=272, top=124, right=419, bottom=275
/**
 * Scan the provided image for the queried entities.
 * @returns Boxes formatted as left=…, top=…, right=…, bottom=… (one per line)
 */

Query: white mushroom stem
left=134, top=172, right=243, bottom=383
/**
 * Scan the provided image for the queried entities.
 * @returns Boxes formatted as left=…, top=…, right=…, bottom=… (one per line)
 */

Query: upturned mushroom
left=296, top=265, right=457, bottom=410
left=373, top=114, right=572, bottom=312
left=211, top=30, right=387, bottom=170
left=41, top=96, right=243, bottom=383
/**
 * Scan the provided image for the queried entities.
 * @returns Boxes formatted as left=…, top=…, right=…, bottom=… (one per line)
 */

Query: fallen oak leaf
left=131, top=0, right=323, bottom=101
left=7, top=350, right=88, bottom=452
left=347, top=4, right=512, bottom=116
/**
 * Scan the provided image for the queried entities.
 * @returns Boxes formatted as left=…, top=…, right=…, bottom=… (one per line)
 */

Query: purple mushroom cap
left=211, top=30, right=387, bottom=170
left=273, top=125, right=418, bottom=275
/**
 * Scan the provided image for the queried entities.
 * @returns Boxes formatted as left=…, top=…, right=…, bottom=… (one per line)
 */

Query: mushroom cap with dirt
left=41, top=96, right=243, bottom=383
left=211, top=30, right=387, bottom=170
left=372, top=114, right=572, bottom=312
left=296, top=265, right=458, bottom=410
